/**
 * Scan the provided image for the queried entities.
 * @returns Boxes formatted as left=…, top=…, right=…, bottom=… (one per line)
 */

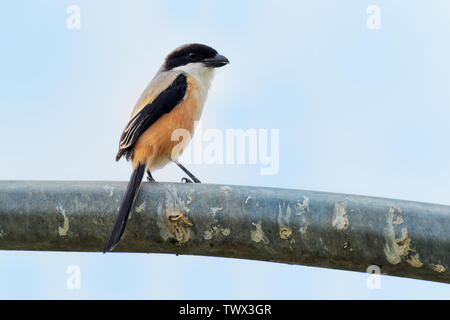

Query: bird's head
left=163, top=43, right=229, bottom=72
left=162, top=43, right=229, bottom=89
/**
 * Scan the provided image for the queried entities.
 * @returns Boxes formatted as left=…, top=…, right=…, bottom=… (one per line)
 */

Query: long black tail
left=103, top=163, right=146, bottom=253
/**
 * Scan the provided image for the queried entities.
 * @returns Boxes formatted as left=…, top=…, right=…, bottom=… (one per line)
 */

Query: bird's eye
left=188, top=52, right=197, bottom=59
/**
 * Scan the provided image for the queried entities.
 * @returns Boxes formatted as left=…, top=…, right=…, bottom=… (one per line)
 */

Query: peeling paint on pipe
left=0, top=181, right=449, bottom=284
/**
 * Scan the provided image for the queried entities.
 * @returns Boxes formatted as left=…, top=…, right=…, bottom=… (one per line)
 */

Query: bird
left=103, top=43, right=229, bottom=252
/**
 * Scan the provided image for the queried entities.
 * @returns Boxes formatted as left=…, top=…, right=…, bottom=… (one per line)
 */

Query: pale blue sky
left=0, top=0, right=449, bottom=299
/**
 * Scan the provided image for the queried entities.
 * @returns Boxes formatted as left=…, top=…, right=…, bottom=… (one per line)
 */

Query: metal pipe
left=0, top=181, right=448, bottom=283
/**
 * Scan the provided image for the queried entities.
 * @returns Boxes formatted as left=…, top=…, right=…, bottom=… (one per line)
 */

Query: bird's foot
left=181, top=177, right=193, bottom=183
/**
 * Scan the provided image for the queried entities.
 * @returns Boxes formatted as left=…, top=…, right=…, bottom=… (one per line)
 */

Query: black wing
left=116, top=73, right=187, bottom=161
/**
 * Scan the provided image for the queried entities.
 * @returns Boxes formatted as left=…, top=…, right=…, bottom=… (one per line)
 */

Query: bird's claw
left=181, top=177, right=193, bottom=183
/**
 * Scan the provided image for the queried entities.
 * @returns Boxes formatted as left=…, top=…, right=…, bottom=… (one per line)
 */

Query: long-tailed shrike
left=104, top=43, right=229, bottom=252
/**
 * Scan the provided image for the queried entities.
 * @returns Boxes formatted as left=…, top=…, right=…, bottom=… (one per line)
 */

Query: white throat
left=173, top=62, right=215, bottom=91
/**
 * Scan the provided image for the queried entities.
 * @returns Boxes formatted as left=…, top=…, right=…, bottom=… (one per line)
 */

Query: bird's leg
left=147, top=170, right=155, bottom=182
left=174, top=161, right=201, bottom=183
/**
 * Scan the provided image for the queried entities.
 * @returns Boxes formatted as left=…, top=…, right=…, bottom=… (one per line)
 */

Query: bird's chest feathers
left=189, top=79, right=208, bottom=121
left=159, top=77, right=208, bottom=139
left=173, top=63, right=214, bottom=119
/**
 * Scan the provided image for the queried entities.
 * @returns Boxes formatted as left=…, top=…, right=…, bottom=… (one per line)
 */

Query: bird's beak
left=203, top=53, right=229, bottom=68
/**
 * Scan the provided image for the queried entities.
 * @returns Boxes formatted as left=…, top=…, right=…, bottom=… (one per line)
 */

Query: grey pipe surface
left=0, top=180, right=448, bottom=284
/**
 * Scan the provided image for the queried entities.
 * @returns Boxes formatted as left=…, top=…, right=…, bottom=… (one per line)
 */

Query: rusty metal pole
left=0, top=180, right=448, bottom=283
